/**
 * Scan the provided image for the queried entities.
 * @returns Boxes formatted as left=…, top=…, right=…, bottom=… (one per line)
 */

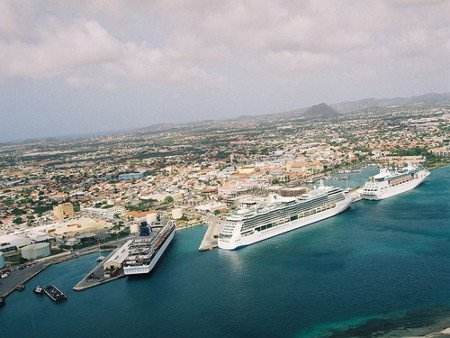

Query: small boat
left=96, top=255, right=106, bottom=262
left=16, top=284, right=25, bottom=292
left=34, top=285, right=44, bottom=294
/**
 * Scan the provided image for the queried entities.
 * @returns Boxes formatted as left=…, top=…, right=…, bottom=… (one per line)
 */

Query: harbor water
left=1, top=167, right=449, bottom=337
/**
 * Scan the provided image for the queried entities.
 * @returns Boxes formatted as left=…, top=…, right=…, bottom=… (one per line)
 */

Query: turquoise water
left=1, top=167, right=449, bottom=338
left=324, top=166, right=379, bottom=188
left=306, top=166, right=378, bottom=190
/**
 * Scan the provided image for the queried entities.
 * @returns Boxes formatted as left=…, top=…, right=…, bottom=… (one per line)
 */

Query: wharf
left=0, top=262, right=47, bottom=298
left=0, top=236, right=133, bottom=299
left=197, top=190, right=363, bottom=253
left=73, top=248, right=125, bottom=291
left=350, top=189, right=363, bottom=202
left=198, top=220, right=222, bottom=251
left=0, top=250, right=100, bottom=298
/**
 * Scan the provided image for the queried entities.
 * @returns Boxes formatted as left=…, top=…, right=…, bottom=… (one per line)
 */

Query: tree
left=73, top=202, right=80, bottom=212
left=13, top=217, right=24, bottom=224
left=11, top=208, right=26, bottom=215
left=164, top=196, right=174, bottom=204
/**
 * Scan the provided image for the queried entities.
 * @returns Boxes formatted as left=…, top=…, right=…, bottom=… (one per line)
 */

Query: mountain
left=331, top=92, right=450, bottom=114
left=303, top=103, right=340, bottom=118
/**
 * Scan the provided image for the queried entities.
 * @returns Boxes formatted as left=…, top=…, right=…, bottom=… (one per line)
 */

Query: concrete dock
left=197, top=189, right=364, bottom=252
left=0, top=262, right=47, bottom=298
left=0, top=236, right=133, bottom=299
left=73, top=249, right=125, bottom=291
left=198, top=220, right=222, bottom=251
left=350, top=189, right=363, bottom=202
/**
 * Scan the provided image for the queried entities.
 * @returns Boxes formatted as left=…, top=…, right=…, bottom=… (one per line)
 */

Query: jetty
left=0, top=236, right=133, bottom=300
left=73, top=248, right=125, bottom=291
left=198, top=189, right=364, bottom=252
left=0, top=262, right=47, bottom=299
left=198, top=219, right=222, bottom=251
left=349, top=189, right=363, bottom=202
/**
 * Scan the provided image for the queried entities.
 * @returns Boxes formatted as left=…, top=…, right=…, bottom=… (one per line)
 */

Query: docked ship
left=218, top=184, right=352, bottom=250
left=123, top=220, right=176, bottom=275
left=362, top=165, right=429, bottom=200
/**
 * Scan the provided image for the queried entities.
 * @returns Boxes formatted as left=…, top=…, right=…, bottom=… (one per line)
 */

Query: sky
left=0, top=0, right=449, bottom=142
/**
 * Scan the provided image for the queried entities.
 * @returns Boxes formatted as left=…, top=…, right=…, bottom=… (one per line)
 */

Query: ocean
left=1, top=166, right=449, bottom=338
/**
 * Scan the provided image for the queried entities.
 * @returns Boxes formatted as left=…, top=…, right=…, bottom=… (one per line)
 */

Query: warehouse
left=103, top=240, right=131, bottom=270
left=21, top=243, right=51, bottom=260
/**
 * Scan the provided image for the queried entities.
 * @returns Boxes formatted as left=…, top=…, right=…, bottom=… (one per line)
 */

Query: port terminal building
left=103, top=240, right=132, bottom=270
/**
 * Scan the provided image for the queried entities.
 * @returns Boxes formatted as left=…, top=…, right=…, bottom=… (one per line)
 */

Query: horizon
left=0, top=1, right=449, bottom=142
left=0, top=90, right=447, bottom=144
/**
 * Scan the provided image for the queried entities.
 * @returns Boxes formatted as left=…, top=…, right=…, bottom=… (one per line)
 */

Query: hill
left=303, top=103, right=340, bottom=118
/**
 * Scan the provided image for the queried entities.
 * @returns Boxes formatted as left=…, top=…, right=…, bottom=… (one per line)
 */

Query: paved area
left=350, top=189, right=363, bottom=202
left=0, top=262, right=47, bottom=297
left=0, top=236, right=134, bottom=299
left=198, top=221, right=222, bottom=251
left=73, top=249, right=125, bottom=291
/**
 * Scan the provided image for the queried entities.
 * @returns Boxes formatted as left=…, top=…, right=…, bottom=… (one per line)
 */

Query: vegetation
left=125, top=200, right=157, bottom=212
left=391, top=147, right=450, bottom=169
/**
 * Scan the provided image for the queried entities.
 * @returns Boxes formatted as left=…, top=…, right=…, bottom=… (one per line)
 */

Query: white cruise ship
left=123, top=220, right=176, bottom=275
left=362, top=165, right=429, bottom=200
left=218, top=185, right=352, bottom=250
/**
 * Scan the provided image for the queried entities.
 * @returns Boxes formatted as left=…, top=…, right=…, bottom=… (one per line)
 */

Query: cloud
left=0, top=1, right=22, bottom=39
left=0, top=19, right=122, bottom=79
left=0, top=3, right=224, bottom=88
left=0, top=0, right=448, bottom=89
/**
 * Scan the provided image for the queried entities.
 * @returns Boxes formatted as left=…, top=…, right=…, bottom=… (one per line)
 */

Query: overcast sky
left=0, top=0, right=449, bottom=141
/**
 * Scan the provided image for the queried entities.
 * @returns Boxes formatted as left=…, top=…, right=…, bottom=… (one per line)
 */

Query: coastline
left=427, top=163, right=450, bottom=171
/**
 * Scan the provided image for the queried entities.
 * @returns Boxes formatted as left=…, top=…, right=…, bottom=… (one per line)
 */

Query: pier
left=0, top=262, right=47, bottom=298
left=197, top=189, right=364, bottom=252
left=73, top=248, right=125, bottom=291
left=349, top=189, right=363, bottom=202
left=0, top=236, right=133, bottom=299
left=198, top=218, right=222, bottom=251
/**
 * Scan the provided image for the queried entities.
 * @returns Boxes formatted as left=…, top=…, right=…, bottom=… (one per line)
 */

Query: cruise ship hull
left=124, top=229, right=175, bottom=275
left=363, top=173, right=428, bottom=200
left=218, top=198, right=351, bottom=250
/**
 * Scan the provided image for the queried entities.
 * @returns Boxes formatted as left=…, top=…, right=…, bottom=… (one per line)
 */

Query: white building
left=171, top=208, right=183, bottom=220
left=103, top=240, right=131, bottom=270
left=21, top=243, right=51, bottom=260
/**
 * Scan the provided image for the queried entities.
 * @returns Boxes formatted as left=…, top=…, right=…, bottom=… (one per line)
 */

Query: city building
left=286, top=161, right=323, bottom=174
left=21, top=243, right=51, bottom=260
left=103, top=240, right=131, bottom=270
left=45, top=218, right=113, bottom=237
left=53, top=202, right=74, bottom=220
left=171, top=208, right=183, bottom=220
left=118, top=172, right=144, bottom=181
left=430, top=146, right=450, bottom=157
